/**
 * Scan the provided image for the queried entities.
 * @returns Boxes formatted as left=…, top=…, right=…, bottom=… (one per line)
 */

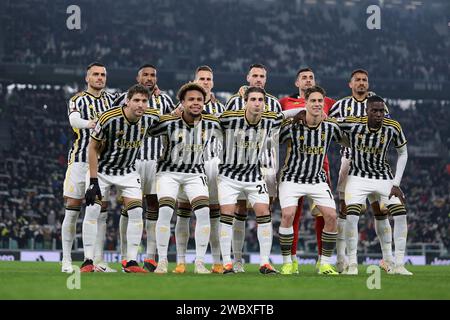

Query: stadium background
left=0, top=0, right=449, bottom=266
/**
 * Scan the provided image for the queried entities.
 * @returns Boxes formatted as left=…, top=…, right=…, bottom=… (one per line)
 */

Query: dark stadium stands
left=1, top=0, right=449, bottom=81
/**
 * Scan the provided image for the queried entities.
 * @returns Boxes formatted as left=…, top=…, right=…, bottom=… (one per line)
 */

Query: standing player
left=115, top=64, right=174, bottom=272
left=149, top=83, right=222, bottom=274
left=173, top=66, right=225, bottom=274
left=279, top=67, right=336, bottom=273
left=225, top=64, right=282, bottom=272
left=338, top=95, right=411, bottom=275
left=278, top=86, right=346, bottom=275
left=81, top=84, right=159, bottom=273
left=219, top=86, right=287, bottom=275
left=62, top=62, right=116, bottom=273
left=328, top=69, right=394, bottom=273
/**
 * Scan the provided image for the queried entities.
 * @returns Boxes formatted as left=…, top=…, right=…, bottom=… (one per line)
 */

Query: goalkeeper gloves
left=85, top=178, right=102, bottom=206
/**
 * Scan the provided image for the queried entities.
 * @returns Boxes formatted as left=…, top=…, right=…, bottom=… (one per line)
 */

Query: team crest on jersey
left=380, top=135, right=385, bottom=144
left=298, top=135, right=305, bottom=141
left=358, top=134, right=364, bottom=139
left=321, top=132, right=326, bottom=141
left=265, top=104, right=269, bottom=112
left=116, top=130, right=125, bottom=136
left=140, top=127, right=146, bottom=134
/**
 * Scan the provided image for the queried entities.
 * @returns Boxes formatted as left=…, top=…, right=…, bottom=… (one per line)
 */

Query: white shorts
left=178, top=157, right=220, bottom=204
left=217, top=175, right=269, bottom=207
left=157, top=172, right=209, bottom=202
left=261, top=167, right=277, bottom=198
left=136, top=159, right=157, bottom=195
left=279, top=181, right=336, bottom=210
left=345, top=175, right=402, bottom=206
left=89, top=171, right=142, bottom=201
left=63, top=162, right=89, bottom=199
left=338, top=157, right=379, bottom=205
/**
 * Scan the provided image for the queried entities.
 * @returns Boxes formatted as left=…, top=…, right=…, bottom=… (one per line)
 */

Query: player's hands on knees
left=85, top=178, right=102, bottom=206
left=389, top=186, right=405, bottom=204
left=292, top=110, right=307, bottom=124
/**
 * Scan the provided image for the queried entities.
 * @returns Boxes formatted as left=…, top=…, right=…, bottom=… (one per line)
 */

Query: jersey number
left=256, top=184, right=268, bottom=194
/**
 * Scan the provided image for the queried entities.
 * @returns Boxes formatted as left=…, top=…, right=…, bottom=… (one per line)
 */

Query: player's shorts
left=279, top=181, right=336, bottom=210
left=88, top=171, right=142, bottom=201
left=261, top=167, right=277, bottom=198
left=217, top=175, right=270, bottom=207
left=345, top=175, right=402, bottom=206
left=136, top=159, right=157, bottom=195
left=157, top=171, right=209, bottom=202
left=178, top=157, right=219, bottom=204
left=63, top=162, right=89, bottom=199
left=338, top=157, right=379, bottom=206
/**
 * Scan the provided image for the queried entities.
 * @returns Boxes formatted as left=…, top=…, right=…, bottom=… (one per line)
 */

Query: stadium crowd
left=2, top=0, right=449, bottom=81
left=0, top=86, right=448, bottom=255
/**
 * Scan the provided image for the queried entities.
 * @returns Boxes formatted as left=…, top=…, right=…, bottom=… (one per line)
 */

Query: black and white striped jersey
left=338, top=116, right=407, bottom=180
left=204, top=99, right=225, bottom=159
left=328, top=94, right=390, bottom=159
left=114, top=91, right=174, bottom=161
left=148, top=113, right=221, bottom=174
left=203, top=99, right=225, bottom=117
left=219, top=110, right=283, bottom=182
left=67, top=90, right=116, bottom=164
left=91, top=107, right=160, bottom=175
left=225, top=92, right=282, bottom=169
left=280, top=118, right=344, bottom=184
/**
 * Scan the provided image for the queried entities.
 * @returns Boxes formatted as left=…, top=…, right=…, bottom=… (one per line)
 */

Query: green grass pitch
left=1, top=261, right=449, bottom=300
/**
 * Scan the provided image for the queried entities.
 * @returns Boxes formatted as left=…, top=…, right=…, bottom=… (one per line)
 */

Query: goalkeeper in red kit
left=279, top=67, right=335, bottom=273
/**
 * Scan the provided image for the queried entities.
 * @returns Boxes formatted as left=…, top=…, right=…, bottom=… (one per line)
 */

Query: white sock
left=145, top=219, right=157, bottom=260
left=119, top=214, right=128, bottom=260
left=345, top=215, right=359, bottom=265
left=393, top=215, right=408, bottom=266
left=279, top=226, right=293, bottom=264
left=291, top=255, right=297, bottom=262
left=82, top=204, right=101, bottom=260
left=219, top=222, right=233, bottom=265
left=337, top=217, right=347, bottom=262
left=94, top=210, right=107, bottom=265
left=156, top=206, right=174, bottom=262
left=210, top=217, right=221, bottom=264
left=374, top=217, right=394, bottom=262
left=175, top=216, right=190, bottom=264
left=257, top=222, right=273, bottom=266
left=194, top=207, right=211, bottom=262
left=62, top=208, right=80, bottom=262
left=126, top=207, right=144, bottom=262
left=321, top=255, right=332, bottom=265
left=232, top=217, right=246, bottom=262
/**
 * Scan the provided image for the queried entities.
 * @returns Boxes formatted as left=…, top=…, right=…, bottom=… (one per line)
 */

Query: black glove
left=85, top=178, right=102, bottom=206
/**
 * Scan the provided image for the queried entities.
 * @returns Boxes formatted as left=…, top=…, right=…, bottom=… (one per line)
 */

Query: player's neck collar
left=84, top=89, right=103, bottom=99
left=121, top=106, right=139, bottom=125
left=244, top=109, right=261, bottom=127
left=182, top=112, right=202, bottom=127
left=352, top=95, right=367, bottom=103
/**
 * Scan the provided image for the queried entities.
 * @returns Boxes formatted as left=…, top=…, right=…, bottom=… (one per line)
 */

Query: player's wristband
left=89, top=178, right=99, bottom=186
